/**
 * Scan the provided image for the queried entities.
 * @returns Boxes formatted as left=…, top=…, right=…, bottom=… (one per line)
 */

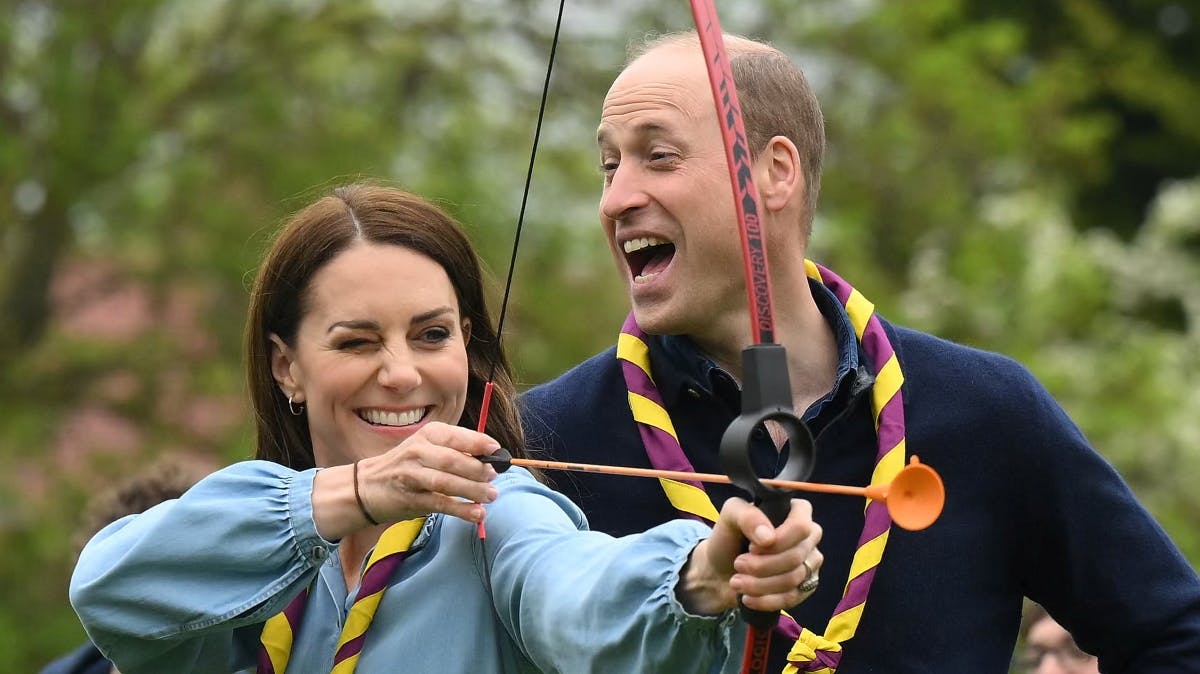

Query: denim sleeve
left=476, top=469, right=746, bottom=673
left=68, top=461, right=333, bottom=674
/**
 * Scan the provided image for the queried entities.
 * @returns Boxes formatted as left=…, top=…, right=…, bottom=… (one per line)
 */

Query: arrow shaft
left=510, top=457, right=873, bottom=498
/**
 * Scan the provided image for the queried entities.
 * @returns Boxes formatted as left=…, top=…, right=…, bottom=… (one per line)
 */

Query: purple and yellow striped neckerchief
left=617, top=260, right=906, bottom=674
left=257, top=517, right=426, bottom=674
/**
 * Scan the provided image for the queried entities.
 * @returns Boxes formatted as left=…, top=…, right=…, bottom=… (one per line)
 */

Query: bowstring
left=485, top=0, right=567, bottom=388
left=475, top=0, right=567, bottom=633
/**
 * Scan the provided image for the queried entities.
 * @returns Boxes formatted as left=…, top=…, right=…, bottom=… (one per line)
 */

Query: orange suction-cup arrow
left=499, top=454, right=946, bottom=531
left=864, top=456, right=944, bottom=531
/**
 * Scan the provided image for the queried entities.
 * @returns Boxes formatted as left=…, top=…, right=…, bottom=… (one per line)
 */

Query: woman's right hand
left=312, top=422, right=501, bottom=539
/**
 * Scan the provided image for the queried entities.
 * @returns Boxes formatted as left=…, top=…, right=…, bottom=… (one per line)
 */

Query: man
left=520, top=31, right=1200, bottom=673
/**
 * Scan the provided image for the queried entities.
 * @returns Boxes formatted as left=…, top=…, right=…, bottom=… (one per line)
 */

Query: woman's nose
left=377, top=347, right=421, bottom=390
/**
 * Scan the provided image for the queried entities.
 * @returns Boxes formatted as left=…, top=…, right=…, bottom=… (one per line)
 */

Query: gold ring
left=799, top=560, right=820, bottom=593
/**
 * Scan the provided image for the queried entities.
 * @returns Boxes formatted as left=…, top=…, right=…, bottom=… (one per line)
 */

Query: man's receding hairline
left=626, top=31, right=779, bottom=69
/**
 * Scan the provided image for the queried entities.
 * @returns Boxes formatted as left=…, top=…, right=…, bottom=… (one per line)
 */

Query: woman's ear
left=757, top=135, right=804, bottom=214
left=269, top=334, right=303, bottom=403
left=461, top=317, right=472, bottom=344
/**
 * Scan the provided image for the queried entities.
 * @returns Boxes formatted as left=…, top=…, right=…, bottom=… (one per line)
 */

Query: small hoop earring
left=288, top=394, right=305, bottom=416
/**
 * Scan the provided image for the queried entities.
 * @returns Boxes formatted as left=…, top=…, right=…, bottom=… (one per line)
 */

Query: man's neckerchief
left=257, top=517, right=426, bottom=674
left=617, top=260, right=907, bottom=674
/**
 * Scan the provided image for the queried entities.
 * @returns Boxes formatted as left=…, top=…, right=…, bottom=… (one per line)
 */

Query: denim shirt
left=70, top=463, right=745, bottom=674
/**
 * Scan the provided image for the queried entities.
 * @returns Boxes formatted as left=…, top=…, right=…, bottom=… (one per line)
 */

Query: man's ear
left=757, top=135, right=804, bottom=214
left=269, top=334, right=303, bottom=403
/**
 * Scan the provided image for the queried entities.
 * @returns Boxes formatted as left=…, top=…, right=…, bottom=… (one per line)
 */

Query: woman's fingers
left=401, top=464, right=499, bottom=510
left=415, top=421, right=504, bottom=459
left=361, top=422, right=505, bottom=523
left=728, top=499, right=824, bottom=612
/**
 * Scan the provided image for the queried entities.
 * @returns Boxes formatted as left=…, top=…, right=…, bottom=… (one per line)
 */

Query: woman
left=70, top=183, right=824, bottom=673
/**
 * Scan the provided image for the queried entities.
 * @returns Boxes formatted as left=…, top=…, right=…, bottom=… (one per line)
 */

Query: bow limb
left=686, top=4, right=814, bottom=674
left=688, top=0, right=777, bottom=346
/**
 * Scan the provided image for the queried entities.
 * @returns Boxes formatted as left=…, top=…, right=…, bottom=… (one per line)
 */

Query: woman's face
left=271, top=241, right=471, bottom=467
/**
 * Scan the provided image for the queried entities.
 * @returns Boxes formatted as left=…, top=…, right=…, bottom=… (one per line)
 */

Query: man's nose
left=599, top=164, right=650, bottom=222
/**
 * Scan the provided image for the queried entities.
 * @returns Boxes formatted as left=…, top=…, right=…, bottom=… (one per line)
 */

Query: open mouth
left=358, top=407, right=428, bottom=428
left=623, top=236, right=676, bottom=283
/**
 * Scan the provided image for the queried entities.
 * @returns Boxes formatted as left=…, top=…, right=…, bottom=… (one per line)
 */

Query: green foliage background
left=1, top=0, right=1196, bottom=669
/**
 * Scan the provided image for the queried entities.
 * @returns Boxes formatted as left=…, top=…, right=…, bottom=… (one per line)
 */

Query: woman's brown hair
left=245, top=183, right=525, bottom=469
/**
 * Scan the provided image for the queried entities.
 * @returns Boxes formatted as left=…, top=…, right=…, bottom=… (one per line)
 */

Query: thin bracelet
left=353, top=460, right=381, bottom=526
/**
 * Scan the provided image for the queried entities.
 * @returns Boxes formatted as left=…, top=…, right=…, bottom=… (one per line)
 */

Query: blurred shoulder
left=519, top=346, right=621, bottom=433
left=887, top=320, right=1045, bottom=392
left=522, top=346, right=620, bottom=403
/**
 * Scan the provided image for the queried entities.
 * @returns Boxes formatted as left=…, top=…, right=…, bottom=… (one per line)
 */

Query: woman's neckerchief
left=617, top=260, right=906, bottom=674
left=257, top=517, right=427, bottom=674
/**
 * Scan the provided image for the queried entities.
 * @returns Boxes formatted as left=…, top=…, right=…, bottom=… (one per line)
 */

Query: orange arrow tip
left=881, top=456, right=945, bottom=531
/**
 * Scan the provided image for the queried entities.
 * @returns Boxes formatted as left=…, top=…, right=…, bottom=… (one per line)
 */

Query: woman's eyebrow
left=327, top=319, right=381, bottom=333
left=410, top=306, right=455, bottom=325
left=325, top=307, right=454, bottom=334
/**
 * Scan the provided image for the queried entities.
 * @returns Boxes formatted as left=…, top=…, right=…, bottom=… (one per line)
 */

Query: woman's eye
left=336, top=338, right=373, bottom=350
left=420, top=326, right=452, bottom=344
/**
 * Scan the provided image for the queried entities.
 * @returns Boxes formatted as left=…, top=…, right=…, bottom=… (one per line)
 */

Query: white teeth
left=361, top=408, right=425, bottom=427
left=633, top=271, right=661, bottom=284
left=623, top=236, right=667, bottom=254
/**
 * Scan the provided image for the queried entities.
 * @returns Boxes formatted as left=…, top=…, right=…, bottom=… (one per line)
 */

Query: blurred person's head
left=65, top=455, right=211, bottom=674
left=1018, top=603, right=1099, bottom=674
left=75, top=455, right=212, bottom=555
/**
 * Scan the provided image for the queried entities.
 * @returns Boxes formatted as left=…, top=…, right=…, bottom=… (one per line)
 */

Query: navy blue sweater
left=520, top=296, right=1200, bottom=673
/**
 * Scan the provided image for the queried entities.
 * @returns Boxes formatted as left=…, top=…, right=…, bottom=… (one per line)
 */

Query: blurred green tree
left=1, top=0, right=1196, bottom=670
left=0, top=0, right=621, bottom=667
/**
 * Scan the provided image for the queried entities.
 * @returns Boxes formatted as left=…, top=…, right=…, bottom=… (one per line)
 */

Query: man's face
left=596, top=44, right=750, bottom=338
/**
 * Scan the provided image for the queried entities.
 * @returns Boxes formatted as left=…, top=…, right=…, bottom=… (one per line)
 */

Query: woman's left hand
left=677, top=497, right=823, bottom=615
